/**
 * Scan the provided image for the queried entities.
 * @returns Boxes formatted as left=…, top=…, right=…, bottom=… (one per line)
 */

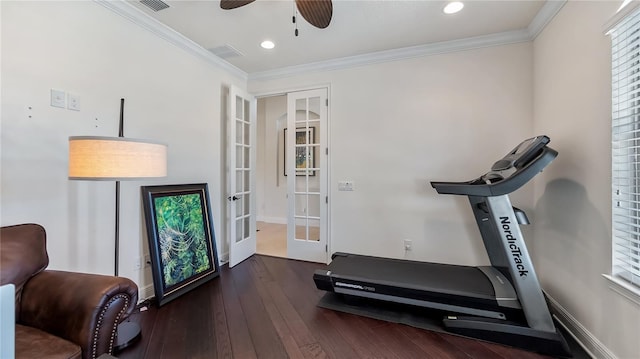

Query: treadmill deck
left=327, top=253, right=498, bottom=301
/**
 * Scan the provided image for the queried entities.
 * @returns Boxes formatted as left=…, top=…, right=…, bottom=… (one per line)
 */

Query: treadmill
left=313, top=135, right=571, bottom=357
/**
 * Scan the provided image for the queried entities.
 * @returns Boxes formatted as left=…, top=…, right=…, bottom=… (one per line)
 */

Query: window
left=612, top=7, right=640, bottom=288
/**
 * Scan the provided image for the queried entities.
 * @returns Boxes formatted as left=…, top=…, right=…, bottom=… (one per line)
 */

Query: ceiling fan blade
left=220, top=0, right=256, bottom=10
left=296, top=0, right=332, bottom=29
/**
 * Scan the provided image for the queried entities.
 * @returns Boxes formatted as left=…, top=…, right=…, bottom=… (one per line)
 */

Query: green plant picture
left=142, top=183, right=220, bottom=306
left=154, top=193, right=211, bottom=288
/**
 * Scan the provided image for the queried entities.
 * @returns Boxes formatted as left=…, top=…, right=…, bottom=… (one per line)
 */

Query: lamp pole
left=113, top=98, right=141, bottom=352
left=114, top=98, right=124, bottom=276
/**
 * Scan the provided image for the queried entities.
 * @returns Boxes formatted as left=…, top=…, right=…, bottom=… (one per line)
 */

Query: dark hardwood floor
left=116, top=255, right=558, bottom=359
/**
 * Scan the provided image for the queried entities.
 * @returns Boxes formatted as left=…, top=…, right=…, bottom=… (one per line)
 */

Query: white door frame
left=254, top=84, right=331, bottom=264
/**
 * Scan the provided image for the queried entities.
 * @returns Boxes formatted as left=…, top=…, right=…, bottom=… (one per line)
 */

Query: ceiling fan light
left=261, top=40, right=275, bottom=49
left=443, top=1, right=464, bottom=14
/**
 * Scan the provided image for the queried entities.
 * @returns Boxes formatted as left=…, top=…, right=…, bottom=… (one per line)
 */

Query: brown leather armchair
left=0, top=223, right=139, bottom=359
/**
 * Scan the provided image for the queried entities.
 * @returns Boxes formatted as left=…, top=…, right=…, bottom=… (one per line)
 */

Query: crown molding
left=528, top=0, right=567, bottom=39
left=94, top=0, right=248, bottom=81
left=250, top=1, right=567, bottom=82
left=96, top=0, right=566, bottom=84
left=248, top=29, right=531, bottom=82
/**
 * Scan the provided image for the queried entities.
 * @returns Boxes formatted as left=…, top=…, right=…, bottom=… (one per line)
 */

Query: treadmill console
left=490, top=135, right=550, bottom=171
left=430, top=135, right=557, bottom=197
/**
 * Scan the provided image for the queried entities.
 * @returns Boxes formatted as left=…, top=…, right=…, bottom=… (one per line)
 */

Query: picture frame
left=284, top=127, right=316, bottom=176
left=141, top=183, right=220, bottom=306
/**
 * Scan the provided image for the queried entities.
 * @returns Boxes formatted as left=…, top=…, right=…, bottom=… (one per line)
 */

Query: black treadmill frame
left=313, top=136, right=571, bottom=357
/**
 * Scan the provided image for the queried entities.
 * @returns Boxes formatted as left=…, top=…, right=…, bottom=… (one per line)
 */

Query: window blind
left=612, top=7, right=640, bottom=288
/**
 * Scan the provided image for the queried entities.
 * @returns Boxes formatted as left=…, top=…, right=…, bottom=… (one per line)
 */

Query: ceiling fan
left=220, top=0, right=333, bottom=35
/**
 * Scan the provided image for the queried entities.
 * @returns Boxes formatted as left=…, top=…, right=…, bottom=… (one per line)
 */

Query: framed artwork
left=141, top=183, right=220, bottom=306
left=284, top=127, right=316, bottom=176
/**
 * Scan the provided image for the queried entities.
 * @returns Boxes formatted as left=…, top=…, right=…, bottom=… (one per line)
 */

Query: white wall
left=250, top=43, right=534, bottom=265
left=5, top=1, right=637, bottom=356
left=1, top=1, right=245, bottom=296
left=533, top=1, right=640, bottom=358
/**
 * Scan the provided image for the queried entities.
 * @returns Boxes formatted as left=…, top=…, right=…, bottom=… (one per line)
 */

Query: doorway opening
left=255, top=88, right=328, bottom=262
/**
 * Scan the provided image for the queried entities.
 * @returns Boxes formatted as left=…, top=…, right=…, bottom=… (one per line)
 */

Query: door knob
left=228, top=195, right=240, bottom=201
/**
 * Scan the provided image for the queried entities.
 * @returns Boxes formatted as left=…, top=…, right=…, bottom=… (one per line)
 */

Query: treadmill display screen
left=512, top=137, right=536, bottom=155
left=491, top=136, right=549, bottom=171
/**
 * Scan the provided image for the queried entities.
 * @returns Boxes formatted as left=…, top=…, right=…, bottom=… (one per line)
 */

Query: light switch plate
left=50, top=89, right=65, bottom=108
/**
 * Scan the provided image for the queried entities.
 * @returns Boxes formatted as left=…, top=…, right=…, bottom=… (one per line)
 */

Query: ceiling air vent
left=140, top=0, right=169, bottom=12
left=208, top=45, right=244, bottom=59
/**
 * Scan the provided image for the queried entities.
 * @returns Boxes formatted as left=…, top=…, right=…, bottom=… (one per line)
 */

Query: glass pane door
left=286, top=89, right=327, bottom=263
left=228, top=86, right=256, bottom=267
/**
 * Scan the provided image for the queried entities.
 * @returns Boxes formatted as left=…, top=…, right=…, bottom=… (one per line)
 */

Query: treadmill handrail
left=430, top=147, right=557, bottom=197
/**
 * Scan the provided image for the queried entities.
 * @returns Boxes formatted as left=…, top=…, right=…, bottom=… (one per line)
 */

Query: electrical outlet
left=134, top=255, right=151, bottom=271
left=338, top=180, right=355, bottom=191
left=404, top=239, right=412, bottom=251
left=67, top=93, right=80, bottom=111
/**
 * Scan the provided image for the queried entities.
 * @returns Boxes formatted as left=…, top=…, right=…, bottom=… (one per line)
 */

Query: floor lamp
left=68, top=99, right=167, bottom=352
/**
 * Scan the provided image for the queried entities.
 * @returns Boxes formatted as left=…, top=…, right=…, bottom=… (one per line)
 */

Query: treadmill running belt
left=329, top=254, right=496, bottom=299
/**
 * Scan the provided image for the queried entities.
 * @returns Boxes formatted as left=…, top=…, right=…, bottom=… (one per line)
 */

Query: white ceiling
left=128, top=0, right=551, bottom=75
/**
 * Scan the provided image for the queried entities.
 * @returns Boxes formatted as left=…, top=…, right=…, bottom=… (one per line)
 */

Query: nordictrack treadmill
left=313, top=135, right=571, bottom=357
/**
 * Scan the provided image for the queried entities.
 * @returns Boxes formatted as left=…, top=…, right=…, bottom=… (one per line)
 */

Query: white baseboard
left=257, top=216, right=287, bottom=224
left=220, top=251, right=229, bottom=265
left=139, top=284, right=155, bottom=302
left=545, top=292, right=616, bottom=359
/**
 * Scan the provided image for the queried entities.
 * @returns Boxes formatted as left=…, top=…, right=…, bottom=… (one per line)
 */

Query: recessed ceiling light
left=443, top=1, right=464, bottom=15
left=261, top=40, right=275, bottom=49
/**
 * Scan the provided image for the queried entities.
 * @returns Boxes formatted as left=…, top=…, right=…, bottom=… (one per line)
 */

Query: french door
left=286, top=88, right=328, bottom=263
left=228, top=86, right=256, bottom=267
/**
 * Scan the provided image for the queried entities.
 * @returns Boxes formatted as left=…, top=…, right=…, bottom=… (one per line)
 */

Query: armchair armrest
left=19, top=270, right=138, bottom=359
